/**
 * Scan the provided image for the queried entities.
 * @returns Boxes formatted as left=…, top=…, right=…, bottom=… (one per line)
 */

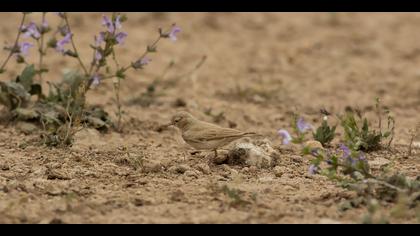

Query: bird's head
left=169, top=111, right=195, bottom=130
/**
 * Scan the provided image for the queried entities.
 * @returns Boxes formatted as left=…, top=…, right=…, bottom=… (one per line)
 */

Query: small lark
left=167, top=111, right=258, bottom=157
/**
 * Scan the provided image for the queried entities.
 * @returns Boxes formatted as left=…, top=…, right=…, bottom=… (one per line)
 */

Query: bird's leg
left=214, top=149, right=218, bottom=157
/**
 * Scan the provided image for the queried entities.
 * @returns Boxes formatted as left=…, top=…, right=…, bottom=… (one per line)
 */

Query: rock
left=195, top=163, right=210, bottom=174
left=0, top=163, right=10, bottom=171
left=184, top=170, right=199, bottom=178
left=227, top=142, right=274, bottom=168
left=45, top=185, right=63, bottom=196
left=13, top=108, right=39, bottom=120
left=319, top=218, right=342, bottom=224
left=16, top=121, right=38, bottom=134
left=249, top=166, right=258, bottom=173
left=304, top=140, right=324, bottom=149
left=212, top=153, right=228, bottom=165
left=259, top=176, right=274, bottom=183
left=133, top=198, right=152, bottom=206
left=170, top=189, right=186, bottom=202
left=141, top=159, right=163, bottom=173
left=230, top=169, right=239, bottom=175
left=369, top=157, right=391, bottom=170
left=168, top=164, right=190, bottom=174
left=46, top=168, right=70, bottom=180
left=284, top=186, right=295, bottom=191
left=273, top=166, right=284, bottom=177
left=85, top=116, right=108, bottom=130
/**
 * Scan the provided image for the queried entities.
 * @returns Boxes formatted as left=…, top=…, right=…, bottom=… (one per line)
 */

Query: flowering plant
left=0, top=12, right=180, bottom=145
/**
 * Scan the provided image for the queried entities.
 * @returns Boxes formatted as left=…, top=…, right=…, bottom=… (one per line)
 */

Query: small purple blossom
left=55, top=12, right=65, bottom=18
left=168, top=25, right=181, bottom=42
left=358, top=152, right=366, bottom=161
left=95, top=50, right=102, bottom=62
left=22, top=22, right=41, bottom=39
left=56, top=33, right=72, bottom=54
left=139, top=57, right=151, bottom=65
left=95, top=32, right=106, bottom=46
left=339, top=144, right=351, bottom=159
left=91, top=74, right=101, bottom=87
left=115, top=32, right=128, bottom=44
left=132, top=57, right=151, bottom=69
left=59, top=25, right=70, bottom=36
left=18, top=42, right=34, bottom=56
left=297, top=117, right=312, bottom=133
left=102, top=15, right=115, bottom=33
left=349, top=157, right=357, bottom=166
left=278, top=129, right=292, bottom=145
left=41, top=20, right=49, bottom=32
left=114, top=15, right=122, bottom=30
left=308, top=164, right=319, bottom=175
left=311, top=148, right=321, bottom=157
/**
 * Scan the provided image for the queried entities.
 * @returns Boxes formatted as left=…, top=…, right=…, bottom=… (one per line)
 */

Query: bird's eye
left=174, top=117, right=181, bottom=123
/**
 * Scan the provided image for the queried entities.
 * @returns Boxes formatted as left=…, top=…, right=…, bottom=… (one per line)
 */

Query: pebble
left=168, top=164, right=190, bottom=174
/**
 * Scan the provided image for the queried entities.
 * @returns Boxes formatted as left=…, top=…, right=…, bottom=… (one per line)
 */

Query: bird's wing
left=187, top=123, right=246, bottom=142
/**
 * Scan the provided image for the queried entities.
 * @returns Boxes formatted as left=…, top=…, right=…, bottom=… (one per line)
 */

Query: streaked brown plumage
left=170, top=111, right=258, bottom=156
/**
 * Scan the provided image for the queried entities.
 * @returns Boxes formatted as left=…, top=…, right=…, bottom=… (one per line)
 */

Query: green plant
left=313, top=119, right=336, bottom=146
left=0, top=12, right=180, bottom=146
left=339, top=98, right=394, bottom=152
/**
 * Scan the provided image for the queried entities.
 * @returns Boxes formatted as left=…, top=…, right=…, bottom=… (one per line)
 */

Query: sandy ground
left=0, top=12, right=419, bottom=223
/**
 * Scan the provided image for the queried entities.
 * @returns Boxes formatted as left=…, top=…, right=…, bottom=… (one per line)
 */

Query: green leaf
left=382, top=131, right=391, bottom=138
left=18, top=64, right=36, bottom=91
left=29, top=84, right=42, bottom=97
left=147, top=45, right=157, bottom=53
left=116, top=69, right=126, bottom=79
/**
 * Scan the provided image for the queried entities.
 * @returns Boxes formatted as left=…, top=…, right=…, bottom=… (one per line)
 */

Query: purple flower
left=42, top=19, right=48, bottom=28
left=278, top=129, right=292, bottom=145
left=91, top=74, right=101, bottom=87
left=95, top=32, right=106, bottom=46
left=55, top=12, right=65, bottom=18
left=308, top=164, right=319, bottom=175
left=102, top=15, right=115, bottom=33
left=95, top=50, right=102, bottom=62
left=132, top=57, right=151, bottom=69
left=168, top=25, right=181, bottom=42
left=139, top=57, right=151, bottom=65
left=56, top=33, right=72, bottom=54
left=297, top=117, right=312, bottom=133
left=348, top=157, right=357, bottom=166
left=339, top=144, right=351, bottom=159
left=22, top=22, right=41, bottom=39
left=41, top=20, right=49, bottom=32
left=114, top=15, right=122, bottom=30
left=115, top=32, right=128, bottom=44
left=358, top=152, right=366, bottom=161
left=311, top=148, right=320, bottom=157
left=59, top=25, right=70, bottom=36
left=18, top=42, right=34, bottom=56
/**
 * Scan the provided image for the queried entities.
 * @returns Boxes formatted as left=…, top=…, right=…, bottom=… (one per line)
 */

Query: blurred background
left=0, top=12, right=419, bottom=143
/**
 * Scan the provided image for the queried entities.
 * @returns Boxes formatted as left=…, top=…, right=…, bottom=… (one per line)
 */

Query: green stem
left=113, top=79, right=122, bottom=132
left=0, top=13, right=27, bottom=72
left=121, top=35, right=162, bottom=73
left=62, top=13, right=89, bottom=76
left=38, top=12, right=46, bottom=83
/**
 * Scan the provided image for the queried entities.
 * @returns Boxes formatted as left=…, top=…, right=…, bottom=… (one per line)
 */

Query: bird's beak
left=165, top=122, right=173, bottom=127
left=156, top=122, right=173, bottom=132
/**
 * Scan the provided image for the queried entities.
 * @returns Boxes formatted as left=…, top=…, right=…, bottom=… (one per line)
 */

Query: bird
left=167, top=111, right=259, bottom=157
